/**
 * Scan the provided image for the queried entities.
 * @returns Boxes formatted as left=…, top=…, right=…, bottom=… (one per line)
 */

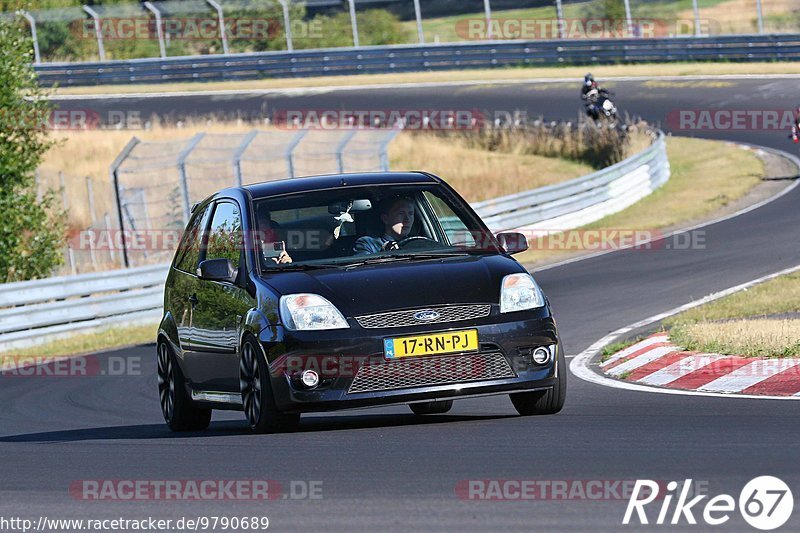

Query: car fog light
left=532, top=347, right=551, bottom=364
left=301, top=370, right=320, bottom=388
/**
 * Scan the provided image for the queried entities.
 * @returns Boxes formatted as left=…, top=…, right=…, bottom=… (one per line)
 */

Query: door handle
left=188, top=294, right=199, bottom=306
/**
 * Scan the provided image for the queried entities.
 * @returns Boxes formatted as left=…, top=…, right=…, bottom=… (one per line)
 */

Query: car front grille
left=355, top=304, right=491, bottom=329
left=347, top=352, right=516, bottom=394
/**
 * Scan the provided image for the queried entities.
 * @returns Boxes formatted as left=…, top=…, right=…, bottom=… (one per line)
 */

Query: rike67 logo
left=624, top=477, right=793, bottom=530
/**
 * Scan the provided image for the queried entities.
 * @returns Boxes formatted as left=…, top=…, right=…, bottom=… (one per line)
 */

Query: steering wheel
left=396, top=236, right=438, bottom=250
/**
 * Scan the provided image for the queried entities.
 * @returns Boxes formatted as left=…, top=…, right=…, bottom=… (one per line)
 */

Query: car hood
left=259, top=254, right=526, bottom=317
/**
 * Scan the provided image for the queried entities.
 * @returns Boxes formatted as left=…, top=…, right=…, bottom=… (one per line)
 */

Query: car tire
left=157, top=341, right=212, bottom=432
left=239, top=336, right=300, bottom=434
left=409, top=400, right=453, bottom=415
left=510, top=348, right=566, bottom=416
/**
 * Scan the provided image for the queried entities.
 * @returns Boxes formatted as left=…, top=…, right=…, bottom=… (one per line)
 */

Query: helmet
left=584, top=73, right=594, bottom=86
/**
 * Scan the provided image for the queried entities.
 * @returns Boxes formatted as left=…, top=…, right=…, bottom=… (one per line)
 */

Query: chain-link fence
left=2, top=0, right=794, bottom=64
left=35, top=169, right=122, bottom=276
left=109, top=128, right=398, bottom=267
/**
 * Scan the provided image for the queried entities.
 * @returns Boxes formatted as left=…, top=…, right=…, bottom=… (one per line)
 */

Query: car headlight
left=500, top=273, right=545, bottom=313
left=279, top=294, right=349, bottom=331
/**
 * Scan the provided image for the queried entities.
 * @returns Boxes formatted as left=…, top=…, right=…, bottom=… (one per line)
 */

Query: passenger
left=255, top=204, right=292, bottom=264
left=353, top=196, right=415, bottom=255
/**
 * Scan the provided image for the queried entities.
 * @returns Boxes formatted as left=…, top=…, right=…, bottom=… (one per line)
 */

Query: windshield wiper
left=262, top=262, right=344, bottom=272
left=340, top=251, right=470, bottom=269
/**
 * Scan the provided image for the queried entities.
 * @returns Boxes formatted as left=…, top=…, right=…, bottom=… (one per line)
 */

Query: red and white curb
left=601, top=333, right=800, bottom=396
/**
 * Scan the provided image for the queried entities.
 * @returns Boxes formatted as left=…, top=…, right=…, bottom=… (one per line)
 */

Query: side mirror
left=496, top=232, right=529, bottom=254
left=197, top=258, right=237, bottom=283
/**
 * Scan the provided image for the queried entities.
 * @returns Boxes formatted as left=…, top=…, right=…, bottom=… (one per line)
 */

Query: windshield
left=253, top=184, right=500, bottom=270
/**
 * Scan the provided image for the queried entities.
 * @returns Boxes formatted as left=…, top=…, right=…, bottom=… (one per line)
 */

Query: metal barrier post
left=110, top=137, right=141, bottom=268
left=623, top=0, right=633, bottom=37
left=143, top=2, right=166, bottom=58
left=83, top=6, right=106, bottom=61
left=285, top=130, right=308, bottom=179
left=86, top=176, right=97, bottom=224
left=413, top=0, right=424, bottom=44
left=278, top=0, right=293, bottom=51
left=104, top=212, right=117, bottom=265
left=756, top=0, right=764, bottom=34
left=555, top=0, right=565, bottom=39
left=176, top=133, right=206, bottom=224
left=232, top=130, right=259, bottom=186
left=692, top=0, right=702, bottom=36
left=205, top=0, right=229, bottom=54
left=379, top=130, right=399, bottom=171
left=347, top=0, right=359, bottom=47
left=483, top=0, right=492, bottom=39
left=335, top=130, right=358, bottom=173
left=19, top=11, right=41, bottom=64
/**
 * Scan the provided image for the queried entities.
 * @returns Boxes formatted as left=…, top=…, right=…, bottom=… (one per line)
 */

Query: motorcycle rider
left=581, top=73, right=599, bottom=101
left=581, top=73, right=615, bottom=121
left=792, top=107, right=800, bottom=143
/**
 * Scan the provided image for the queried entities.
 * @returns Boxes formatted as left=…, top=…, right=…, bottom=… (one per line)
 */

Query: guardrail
left=0, top=133, right=669, bottom=351
left=35, top=35, right=800, bottom=87
left=0, top=264, right=168, bottom=352
left=473, top=131, right=669, bottom=233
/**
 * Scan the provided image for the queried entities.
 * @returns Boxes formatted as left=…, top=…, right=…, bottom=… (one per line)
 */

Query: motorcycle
left=584, top=88, right=617, bottom=123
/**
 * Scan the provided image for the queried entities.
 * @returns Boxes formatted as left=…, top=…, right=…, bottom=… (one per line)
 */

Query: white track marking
left=699, top=359, right=800, bottom=393
left=605, top=346, right=675, bottom=377
left=601, top=334, right=669, bottom=367
left=570, top=263, right=800, bottom=401
left=638, top=354, right=726, bottom=386
left=47, top=74, right=800, bottom=101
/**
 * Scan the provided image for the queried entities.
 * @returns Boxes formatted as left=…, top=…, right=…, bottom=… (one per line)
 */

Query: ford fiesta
left=157, top=172, right=565, bottom=433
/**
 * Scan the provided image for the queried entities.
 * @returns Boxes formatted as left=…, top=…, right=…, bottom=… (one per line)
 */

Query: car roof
left=243, top=172, right=441, bottom=200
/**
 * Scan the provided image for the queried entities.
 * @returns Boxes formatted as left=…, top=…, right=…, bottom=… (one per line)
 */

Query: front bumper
left=260, top=307, right=559, bottom=413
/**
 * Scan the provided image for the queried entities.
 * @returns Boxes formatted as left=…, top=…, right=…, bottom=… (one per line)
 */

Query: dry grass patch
left=41, top=122, right=611, bottom=230
left=3, top=323, right=158, bottom=363
left=388, top=132, right=593, bottom=202
left=518, top=136, right=764, bottom=266
left=670, top=319, right=800, bottom=358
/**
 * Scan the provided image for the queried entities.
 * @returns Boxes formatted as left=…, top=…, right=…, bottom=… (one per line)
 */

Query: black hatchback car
left=157, top=172, right=565, bottom=432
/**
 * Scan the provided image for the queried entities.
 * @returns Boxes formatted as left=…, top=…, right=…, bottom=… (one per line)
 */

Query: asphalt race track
left=3, top=78, right=800, bottom=531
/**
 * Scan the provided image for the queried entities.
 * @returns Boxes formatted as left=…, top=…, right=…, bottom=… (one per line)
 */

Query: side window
left=206, top=202, right=243, bottom=269
left=423, top=191, right=475, bottom=246
left=174, top=203, right=211, bottom=273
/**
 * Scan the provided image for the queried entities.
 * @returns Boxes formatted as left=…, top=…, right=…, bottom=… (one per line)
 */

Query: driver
left=255, top=203, right=292, bottom=264
left=353, top=196, right=415, bottom=255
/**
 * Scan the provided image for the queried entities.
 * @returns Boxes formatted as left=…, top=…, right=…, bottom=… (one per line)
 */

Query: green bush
left=0, top=21, right=65, bottom=282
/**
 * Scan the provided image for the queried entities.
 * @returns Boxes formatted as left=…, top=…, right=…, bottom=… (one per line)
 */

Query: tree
left=0, top=20, right=65, bottom=282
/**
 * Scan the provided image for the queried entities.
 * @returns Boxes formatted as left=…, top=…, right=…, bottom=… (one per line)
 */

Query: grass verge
left=516, top=136, right=764, bottom=266
left=659, top=270, right=800, bottom=358
left=2, top=323, right=157, bottom=363
left=50, top=62, right=800, bottom=96
left=669, top=319, right=800, bottom=358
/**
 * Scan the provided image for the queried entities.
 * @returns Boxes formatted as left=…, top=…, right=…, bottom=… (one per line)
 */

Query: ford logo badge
left=414, top=310, right=440, bottom=321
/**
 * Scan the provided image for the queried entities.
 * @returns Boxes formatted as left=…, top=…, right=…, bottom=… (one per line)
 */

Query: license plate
left=384, top=329, right=478, bottom=359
